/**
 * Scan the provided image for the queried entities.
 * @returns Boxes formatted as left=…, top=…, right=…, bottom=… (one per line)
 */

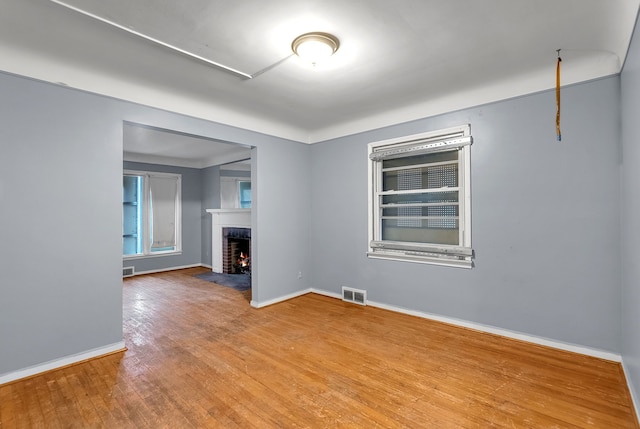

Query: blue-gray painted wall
left=621, top=8, right=640, bottom=415
left=201, top=164, right=221, bottom=266
left=1, top=76, right=124, bottom=374
left=0, top=71, right=311, bottom=377
left=310, top=76, right=621, bottom=354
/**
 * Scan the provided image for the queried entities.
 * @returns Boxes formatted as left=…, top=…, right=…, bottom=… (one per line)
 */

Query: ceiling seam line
left=48, top=0, right=253, bottom=80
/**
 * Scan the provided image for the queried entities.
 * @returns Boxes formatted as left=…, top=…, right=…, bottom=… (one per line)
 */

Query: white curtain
left=149, top=175, right=178, bottom=250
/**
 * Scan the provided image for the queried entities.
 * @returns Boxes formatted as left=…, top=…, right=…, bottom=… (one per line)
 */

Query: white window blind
left=149, top=175, right=178, bottom=250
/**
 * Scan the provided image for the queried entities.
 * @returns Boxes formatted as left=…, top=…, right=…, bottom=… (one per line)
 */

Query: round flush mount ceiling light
left=291, top=32, right=340, bottom=65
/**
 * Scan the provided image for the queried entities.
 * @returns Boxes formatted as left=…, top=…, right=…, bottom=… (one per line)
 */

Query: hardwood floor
left=1, top=267, right=637, bottom=428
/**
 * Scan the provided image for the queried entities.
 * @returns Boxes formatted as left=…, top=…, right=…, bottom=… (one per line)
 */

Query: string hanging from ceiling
left=556, top=49, right=562, bottom=141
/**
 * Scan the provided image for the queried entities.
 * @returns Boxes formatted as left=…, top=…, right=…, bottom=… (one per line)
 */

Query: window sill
left=123, top=251, right=182, bottom=261
left=367, top=251, right=473, bottom=269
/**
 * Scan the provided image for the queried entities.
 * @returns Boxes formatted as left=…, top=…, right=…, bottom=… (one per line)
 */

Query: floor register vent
left=342, top=286, right=367, bottom=306
left=123, top=267, right=135, bottom=278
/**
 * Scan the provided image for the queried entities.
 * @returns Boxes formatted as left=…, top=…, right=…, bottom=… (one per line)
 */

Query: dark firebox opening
left=222, top=228, right=251, bottom=274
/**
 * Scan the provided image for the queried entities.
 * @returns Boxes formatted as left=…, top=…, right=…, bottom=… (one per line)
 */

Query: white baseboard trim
left=251, top=288, right=312, bottom=308
left=622, top=359, right=640, bottom=424
left=310, top=288, right=621, bottom=362
left=0, top=341, right=126, bottom=385
left=311, top=288, right=342, bottom=300
left=129, top=263, right=205, bottom=276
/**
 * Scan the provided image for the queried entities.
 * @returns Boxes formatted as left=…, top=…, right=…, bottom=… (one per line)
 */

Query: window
left=123, top=170, right=181, bottom=258
left=221, top=177, right=251, bottom=209
left=239, top=181, right=252, bottom=208
left=368, top=125, right=473, bottom=268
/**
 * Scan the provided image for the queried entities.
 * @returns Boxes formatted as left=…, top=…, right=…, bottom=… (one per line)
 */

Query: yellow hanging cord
left=556, top=49, right=562, bottom=141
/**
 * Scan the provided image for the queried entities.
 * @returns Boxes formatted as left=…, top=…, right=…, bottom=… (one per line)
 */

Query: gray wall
left=310, top=76, right=622, bottom=353
left=621, top=9, right=640, bottom=413
left=0, top=71, right=311, bottom=377
left=0, top=75, right=123, bottom=374
left=122, top=161, right=203, bottom=274
left=201, top=165, right=221, bottom=266
left=251, top=141, right=311, bottom=304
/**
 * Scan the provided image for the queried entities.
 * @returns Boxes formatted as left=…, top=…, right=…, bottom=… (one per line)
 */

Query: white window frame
left=367, top=125, right=473, bottom=268
left=123, top=170, right=182, bottom=259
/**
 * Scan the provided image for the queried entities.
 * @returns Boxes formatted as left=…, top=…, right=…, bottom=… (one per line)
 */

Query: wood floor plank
left=0, top=384, right=19, bottom=428
left=1, top=267, right=637, bottom=428
left=17, top=379, right=47, bottom=429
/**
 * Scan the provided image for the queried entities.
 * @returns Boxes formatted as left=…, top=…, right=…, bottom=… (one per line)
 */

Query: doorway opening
left=122, top=121, right=255, bottom=293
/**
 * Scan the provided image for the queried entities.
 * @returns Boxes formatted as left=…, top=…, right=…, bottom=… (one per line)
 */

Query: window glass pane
left=427, top=163, right=457, bottom=188
left=123, top=175, right=143, bottom=255
left=239, top=181, right=251, bottom=208
left=382, top=204, right=459, bottom=223
left=382, top=219, right=459, bottom=245
left=383, top=154, right=458, bottom=192
left=382, top=191, right=458, bottom=205
left=381, top=166, right=460, bottom=245
left=383, top=164, right=458, bottom=191
left=382, top=191, right=459, bottom=231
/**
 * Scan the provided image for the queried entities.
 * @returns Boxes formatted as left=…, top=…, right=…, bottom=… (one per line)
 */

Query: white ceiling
left=1, top=0, right=638, bottom=151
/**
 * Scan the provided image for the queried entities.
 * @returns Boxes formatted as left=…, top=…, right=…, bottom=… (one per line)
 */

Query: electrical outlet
left=297, top=271, right=302, bottom=279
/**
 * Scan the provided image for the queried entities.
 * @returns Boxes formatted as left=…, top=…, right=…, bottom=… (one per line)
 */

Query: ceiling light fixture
left=291, top=32, right=340, bottom=66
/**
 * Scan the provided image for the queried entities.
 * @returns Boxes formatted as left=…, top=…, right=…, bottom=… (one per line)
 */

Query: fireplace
left=206, top=209, right=251, bottom=274
left=223, top=227, right=251, bottom=274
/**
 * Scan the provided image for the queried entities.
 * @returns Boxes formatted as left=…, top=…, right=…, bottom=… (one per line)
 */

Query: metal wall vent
left=123, top=267, right=135, bottom=278
left=342, top=286, right=367, bottom=306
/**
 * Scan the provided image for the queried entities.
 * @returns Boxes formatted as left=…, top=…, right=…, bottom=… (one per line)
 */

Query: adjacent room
left=1, top=0, right=640, bottom=427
